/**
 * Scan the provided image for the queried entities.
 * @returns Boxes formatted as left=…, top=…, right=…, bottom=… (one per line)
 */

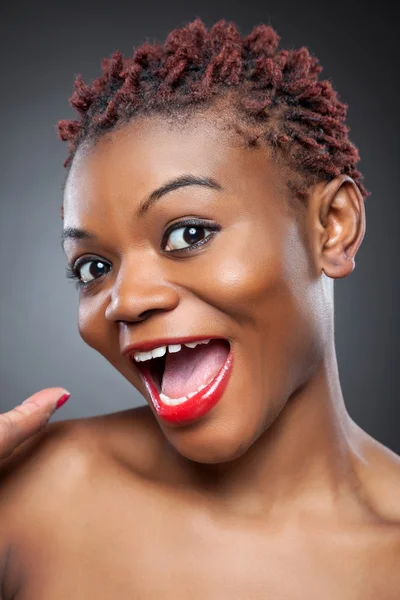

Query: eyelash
left=65, top=218, right=221, bottom=291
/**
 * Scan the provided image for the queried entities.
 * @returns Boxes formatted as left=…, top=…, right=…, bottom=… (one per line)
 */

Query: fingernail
left=56, top=392, right=70, bottom=410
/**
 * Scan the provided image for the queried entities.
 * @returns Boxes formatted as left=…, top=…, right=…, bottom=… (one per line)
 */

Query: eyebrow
left=137, top=174, right=222, bottom=215
left=61, top=174, right=223, bottom=250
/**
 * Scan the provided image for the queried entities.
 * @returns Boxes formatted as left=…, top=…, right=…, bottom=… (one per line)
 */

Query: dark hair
left=58, top=18, right=368, bottom=217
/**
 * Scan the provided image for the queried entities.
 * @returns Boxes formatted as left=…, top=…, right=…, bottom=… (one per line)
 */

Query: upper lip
left=122, top=335, right=226, bottom=358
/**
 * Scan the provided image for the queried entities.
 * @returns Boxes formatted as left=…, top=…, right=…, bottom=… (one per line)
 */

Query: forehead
left=63, top=111, right=290, bottom=219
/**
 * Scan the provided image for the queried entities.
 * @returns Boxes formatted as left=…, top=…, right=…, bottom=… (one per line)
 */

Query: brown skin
left=0, top=109, right=400, bottom=599
left=0, top=388, right=69, bottom=460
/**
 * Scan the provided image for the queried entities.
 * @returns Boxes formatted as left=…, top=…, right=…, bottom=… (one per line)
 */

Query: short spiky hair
left=58, top=18, right=368, bottom=216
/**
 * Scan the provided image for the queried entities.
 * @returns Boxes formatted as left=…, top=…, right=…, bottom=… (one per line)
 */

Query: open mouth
left=135, top=338, right=230, bottom=401
left=130, top=338, right=233, bottom=422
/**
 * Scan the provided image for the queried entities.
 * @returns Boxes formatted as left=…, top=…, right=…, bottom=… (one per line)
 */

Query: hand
left=0, top=388, right=70, bottom=460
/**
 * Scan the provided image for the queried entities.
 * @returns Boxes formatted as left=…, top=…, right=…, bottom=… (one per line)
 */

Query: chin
left=157, top=405, right=269, bottom=466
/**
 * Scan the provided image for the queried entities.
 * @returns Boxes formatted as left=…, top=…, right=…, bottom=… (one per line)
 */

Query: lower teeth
left=159, top=382, right=209, bottom=406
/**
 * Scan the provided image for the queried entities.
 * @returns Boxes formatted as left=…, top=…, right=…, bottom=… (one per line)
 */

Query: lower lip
left=138, top=347, right=233, bottom=424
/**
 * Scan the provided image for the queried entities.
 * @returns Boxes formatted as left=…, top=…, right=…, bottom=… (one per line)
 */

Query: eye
left=65, top=257, right=111, bottom=290
left=77, top=259, right=110, bottom=284
left=163, top=220, right=220, bottom=252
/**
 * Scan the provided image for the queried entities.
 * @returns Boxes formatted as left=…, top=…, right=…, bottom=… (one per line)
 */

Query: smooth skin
left=0, top=107, right=399, bottom=599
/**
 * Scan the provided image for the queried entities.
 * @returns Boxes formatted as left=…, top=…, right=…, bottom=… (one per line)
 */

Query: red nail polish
left=56, top=393, right=70, bottom=410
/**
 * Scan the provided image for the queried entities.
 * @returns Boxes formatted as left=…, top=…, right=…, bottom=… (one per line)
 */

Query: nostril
left=137, top=309, right=154, bottom=321
left=116, top=309, right=164, bottom=325
left=137, top=307, right=170, bottom=322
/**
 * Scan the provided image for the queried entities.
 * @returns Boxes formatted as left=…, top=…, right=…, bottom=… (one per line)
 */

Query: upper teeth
left=132, top=339, right=211, bottom=362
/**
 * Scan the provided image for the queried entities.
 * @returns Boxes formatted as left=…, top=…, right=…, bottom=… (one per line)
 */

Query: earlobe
left=314, top=175, right=366, bottom=279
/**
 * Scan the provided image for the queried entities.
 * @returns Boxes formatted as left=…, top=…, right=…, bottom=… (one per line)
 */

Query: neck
left=161, top=340, right=369, bottom=521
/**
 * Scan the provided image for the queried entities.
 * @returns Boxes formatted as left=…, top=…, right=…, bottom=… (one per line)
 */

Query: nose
left=104, top=258, right=180, bottom=323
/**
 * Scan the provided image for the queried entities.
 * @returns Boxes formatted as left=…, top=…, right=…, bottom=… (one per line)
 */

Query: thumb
left=0, top=388, right=70, bottom=460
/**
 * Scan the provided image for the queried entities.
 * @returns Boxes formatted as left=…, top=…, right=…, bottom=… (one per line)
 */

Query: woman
left=0, top=18, right=399, bottom=599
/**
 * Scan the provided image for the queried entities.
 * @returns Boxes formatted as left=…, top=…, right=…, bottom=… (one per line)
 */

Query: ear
left=308, top=175, right=366, bottom=279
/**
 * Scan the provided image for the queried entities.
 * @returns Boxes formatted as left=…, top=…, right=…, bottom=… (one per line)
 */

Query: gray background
left=1, top=0, right=399, bottom=454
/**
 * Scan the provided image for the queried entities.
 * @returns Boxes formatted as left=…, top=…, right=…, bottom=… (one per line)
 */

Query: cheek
left=77, top=295, right=108, bottom=351
left=196, top=221, right=325, bottom=382
left=77, top=295, right=138, bottom=385
left=78, top=297, right=126, bottom=383
left=192, top=221, right=298, bottom=324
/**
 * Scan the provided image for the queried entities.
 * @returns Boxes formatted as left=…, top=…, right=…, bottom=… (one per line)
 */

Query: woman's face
left=63, top=110, right=330, bottom=463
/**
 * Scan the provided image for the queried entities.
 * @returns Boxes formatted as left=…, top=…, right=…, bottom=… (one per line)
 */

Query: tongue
left=161, top=340, right=229, bottom=398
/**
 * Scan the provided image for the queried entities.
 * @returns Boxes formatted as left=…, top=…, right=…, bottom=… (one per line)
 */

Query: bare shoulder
left=353, top=421, right=400, bottom=525
left=0, top=416, right=90, bottom=583
left=0, top=406, right=158, bottom=593
left=0, top=405, right=157, bottom=527
left=0, top=417, right=94, bottom=518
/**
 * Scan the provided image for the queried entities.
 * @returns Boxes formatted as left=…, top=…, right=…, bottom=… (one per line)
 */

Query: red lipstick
left=137, top=347, right=233, bottom=424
